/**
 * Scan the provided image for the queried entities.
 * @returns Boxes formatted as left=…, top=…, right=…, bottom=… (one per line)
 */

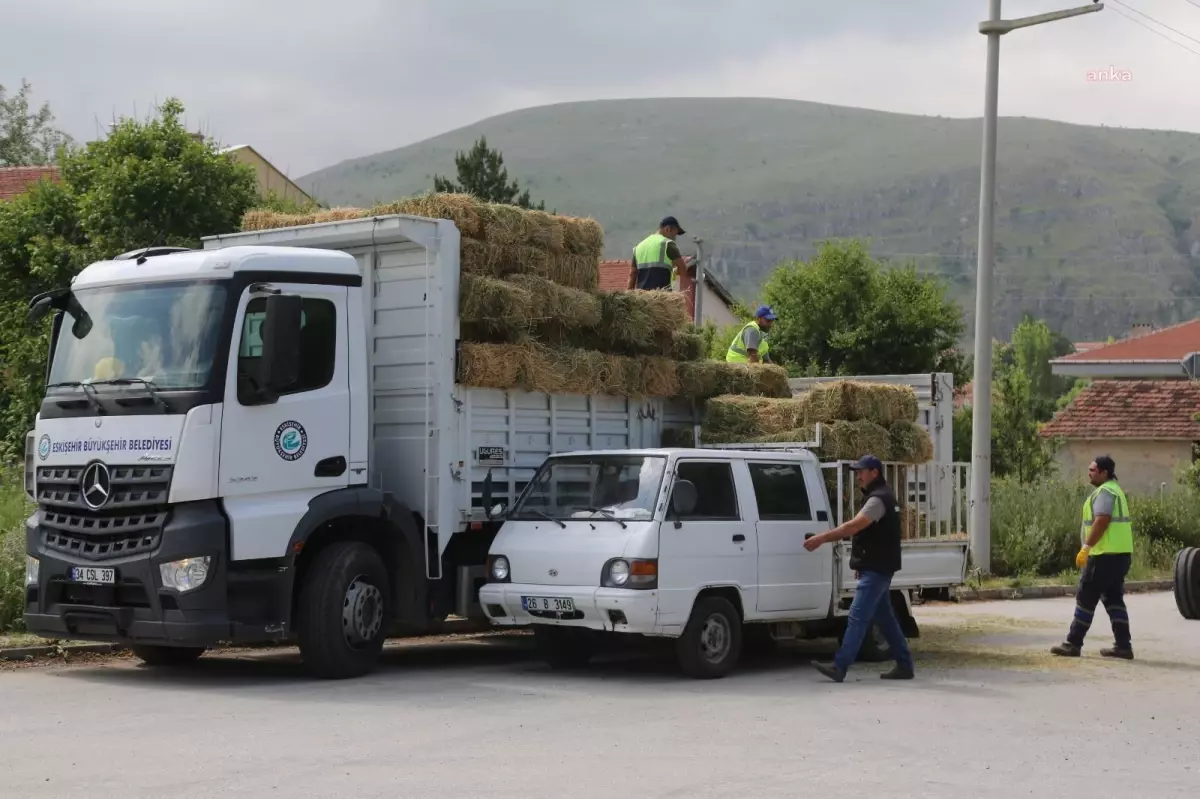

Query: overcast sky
left=6, top=1, right=1200, bottom=177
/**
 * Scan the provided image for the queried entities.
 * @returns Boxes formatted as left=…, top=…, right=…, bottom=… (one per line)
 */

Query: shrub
left=0, top=471, right=30, bottom=632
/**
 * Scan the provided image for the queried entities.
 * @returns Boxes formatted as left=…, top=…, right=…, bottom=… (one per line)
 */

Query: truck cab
left=479, top=447, right=968, bottom=678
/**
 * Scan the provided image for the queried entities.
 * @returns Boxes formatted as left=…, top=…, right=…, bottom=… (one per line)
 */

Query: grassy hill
left=299, top=98, right=1200, bottom=341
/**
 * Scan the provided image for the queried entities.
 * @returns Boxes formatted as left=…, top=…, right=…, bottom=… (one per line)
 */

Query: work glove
left=1075, top=545, right=1091, bottom=569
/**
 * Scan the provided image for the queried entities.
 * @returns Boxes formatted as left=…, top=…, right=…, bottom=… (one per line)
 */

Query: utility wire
left=1108, top=0, right=1200, bottom=56
left=1112, top=0, right=1200, bottom=45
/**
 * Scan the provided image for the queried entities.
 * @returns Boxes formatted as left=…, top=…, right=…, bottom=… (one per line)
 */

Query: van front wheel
left=676, top=596, right=742, bottom=679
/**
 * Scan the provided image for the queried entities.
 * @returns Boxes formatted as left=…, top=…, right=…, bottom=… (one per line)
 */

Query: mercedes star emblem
left=81, top=461, right=112, bottom=510
left=548, top=569, right=558, bottom=577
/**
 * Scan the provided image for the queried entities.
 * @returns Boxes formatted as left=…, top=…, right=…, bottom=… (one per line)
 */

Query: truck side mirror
left=258, top=294, right=303, bottom=401
left=670, top=479, right=698, bottom=525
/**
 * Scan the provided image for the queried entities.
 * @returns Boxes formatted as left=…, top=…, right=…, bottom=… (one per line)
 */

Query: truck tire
left=533, top=626, right=595, bottom=669
left=676, top=596, right=742, bottom=679
left=131, top=645, right=205, bottom=667
left=1175, top=547, right=1200, bottom=620
left=296, top=541, right=392, bottom=679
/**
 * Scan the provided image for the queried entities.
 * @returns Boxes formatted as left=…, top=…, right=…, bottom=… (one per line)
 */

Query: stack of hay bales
left=697, top=380, right=934, bottom=464
left=241, top=194, right=789, bottom=400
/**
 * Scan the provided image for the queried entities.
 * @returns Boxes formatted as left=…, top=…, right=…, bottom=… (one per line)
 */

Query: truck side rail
left=820, top=459, right=971, bottom=543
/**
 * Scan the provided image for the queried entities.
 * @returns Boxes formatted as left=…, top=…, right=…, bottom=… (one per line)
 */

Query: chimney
left=1130, top=322, right=1154, bottom=338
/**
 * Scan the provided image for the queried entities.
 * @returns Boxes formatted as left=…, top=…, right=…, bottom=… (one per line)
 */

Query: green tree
left=1007, top=314, right=1076, bottom=421
left=433, top=136, right=545, bottom=209
left=991, top=363, right=1059, bottom=483
left=0, top=98, right=257, bottom=460
left=62, top=98, right=257, bottom=254
left=761, top=239, right=965, bottom=378
left=0, top=79, right=72, bottom=166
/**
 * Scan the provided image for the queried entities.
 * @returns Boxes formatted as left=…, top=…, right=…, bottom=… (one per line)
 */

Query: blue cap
left=660, top=216, right=685, bottom=235
left=848, top=455, right=883, bottom=472
left=755, top=305, right=776, bottom=321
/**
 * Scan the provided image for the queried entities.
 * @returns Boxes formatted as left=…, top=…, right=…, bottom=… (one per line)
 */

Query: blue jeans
left=833, top=569, right=914, bottom=673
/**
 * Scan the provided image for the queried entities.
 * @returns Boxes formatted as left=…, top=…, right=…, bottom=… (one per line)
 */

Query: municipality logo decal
left=274, top=421, right=308, bottom=461
left=38, top=434, right=50, bottom=460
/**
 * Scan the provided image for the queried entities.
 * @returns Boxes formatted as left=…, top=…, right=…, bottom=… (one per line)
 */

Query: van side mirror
left=482, top=469, right=507, bottom=520
left=257, top=294, right=303, bottom=401
left=670, top=479, right=698, bottom=520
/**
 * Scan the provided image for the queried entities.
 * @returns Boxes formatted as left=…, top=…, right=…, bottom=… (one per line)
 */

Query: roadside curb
left=0, top=643, right=125, bottom=662
left=956, top=579, right=1172, bottom=602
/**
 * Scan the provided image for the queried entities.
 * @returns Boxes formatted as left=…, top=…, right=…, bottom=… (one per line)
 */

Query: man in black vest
left=803, top=455, right=915, bottom=682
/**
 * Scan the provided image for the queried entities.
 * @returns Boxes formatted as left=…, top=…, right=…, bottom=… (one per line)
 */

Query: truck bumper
left=24, top=501, right=291, bottom=648
left=478, top=582, right=660, bottom=634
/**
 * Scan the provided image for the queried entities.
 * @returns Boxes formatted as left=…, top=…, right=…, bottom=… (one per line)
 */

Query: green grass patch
left=1, top=471, right=31, bottom=633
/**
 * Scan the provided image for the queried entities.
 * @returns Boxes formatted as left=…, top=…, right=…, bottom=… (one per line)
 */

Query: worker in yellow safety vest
left=1051, top=455, right=1135, bottom=660
left=628, top=216, right=691, bottom=291
left=725, top=306, right=776, bottom=364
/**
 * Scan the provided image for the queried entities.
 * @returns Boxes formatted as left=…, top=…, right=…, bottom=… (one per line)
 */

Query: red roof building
left=1050, top=319, right=1200, bottom=379
left=0, top=165, right=60, bottom=201
left=1041, top=380, right=1200, bottom=494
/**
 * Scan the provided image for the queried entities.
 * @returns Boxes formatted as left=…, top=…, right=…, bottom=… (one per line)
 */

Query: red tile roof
left=0, top=165, right=60, bottom=201
left=1053, top=319, right=1200, bottom=364
left=598, top=259, right=632, bottom=292
left=1040, top=380, right=1200, bottom=440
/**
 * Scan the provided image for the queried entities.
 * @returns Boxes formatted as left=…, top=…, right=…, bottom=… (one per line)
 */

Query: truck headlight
left=489, top=555, right=510, bottom=582
left=159, top=557, right=211, bottom=593
left=602, top=558, right=657, bottom=589
left=25, top=557, right=39, bottom=587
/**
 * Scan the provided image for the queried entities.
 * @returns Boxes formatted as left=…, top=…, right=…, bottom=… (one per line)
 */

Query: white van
left=477, top=447, right=968, bottom=678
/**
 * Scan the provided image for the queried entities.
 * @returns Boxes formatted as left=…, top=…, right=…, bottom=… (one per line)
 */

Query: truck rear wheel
left=676, top=596, right=742, bottom=679
left=297, top=541, right=392, bottom=679
left=131, top=645, right=205, bottom=667
left=1175, top=547, right=1200, bottom=620
left=533, top=626, right=595, bottom=669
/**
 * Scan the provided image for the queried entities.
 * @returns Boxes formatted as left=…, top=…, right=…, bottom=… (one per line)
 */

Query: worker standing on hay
left=724, top=306, right=775, bottom=364
left=629, top=216, right=691, bottom=291
left=804, top=455, right=915, bottom=683
left=1050, top=455, right=1136, bottom=660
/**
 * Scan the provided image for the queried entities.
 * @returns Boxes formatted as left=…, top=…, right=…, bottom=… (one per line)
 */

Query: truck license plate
left=522, top=596, right=574, bottom=613
left=69, top=566, right=115, bottom=585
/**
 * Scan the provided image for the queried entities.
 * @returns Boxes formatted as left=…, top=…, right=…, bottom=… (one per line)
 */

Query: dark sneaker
left=811, top=661, right=845, bottom=683
left=881, top=665, right=915, bottom=680
left=1100, top=647, right=1134, bottom=660
left=1050, top=643, right=1081, bottom=657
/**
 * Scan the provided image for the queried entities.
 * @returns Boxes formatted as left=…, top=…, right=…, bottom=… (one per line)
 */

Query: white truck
left=20, top=214, right=684, bottom=679
left=477, top=441, right=969, bottom=678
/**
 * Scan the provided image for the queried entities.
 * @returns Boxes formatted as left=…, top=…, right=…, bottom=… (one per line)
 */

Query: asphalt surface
left=1, top=592, right=1197, bottom=798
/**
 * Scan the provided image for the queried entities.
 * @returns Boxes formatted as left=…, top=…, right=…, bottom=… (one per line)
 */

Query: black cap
left=1094, top=455, right=1116, bottom=479
left=660, top=216, right=685, bottom=235
left=848, top=455, right=883, bottom=472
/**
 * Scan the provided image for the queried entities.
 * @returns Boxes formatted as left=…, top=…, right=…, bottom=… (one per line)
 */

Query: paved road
left=1, top=592, right=1197, bottom=798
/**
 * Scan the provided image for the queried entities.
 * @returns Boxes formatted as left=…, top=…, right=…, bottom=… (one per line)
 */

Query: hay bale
left=459, top=274, right=533, bottom=340
left=375, top=193, right=489, bottom=238
left=641, top=357, right=681, bottom=399
left=672, top=361, right=790, bottom=400
left=457, top=342, right=530, bottom=389
left=700, top=396, right=810, bottom=442
left=888, top=420, right=934, bottom=464
left=668, top=330, right=706, bottom=362
left=460, top=239, right=552, bottom=279
left=240, top=207, right=369, bottom=232
left=595, top=291, right=656, bottom=352
left=631, top=290, right=691, bottom=337
left=676, top=360, right=724, bottom=399
left=804, top=380, right=919, bottom=426
left=558, top=216, right=605, bottom=257
left=819, top=420, right=892, bottom=461
left=505, top=275, right=601, bottom=329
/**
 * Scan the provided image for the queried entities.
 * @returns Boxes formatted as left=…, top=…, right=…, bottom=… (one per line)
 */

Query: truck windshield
left=511, top=455, right=667, bottom=522
left=47, top=282, right=227, bottom=390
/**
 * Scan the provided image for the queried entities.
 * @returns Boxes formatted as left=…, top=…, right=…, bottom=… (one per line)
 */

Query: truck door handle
left=732, top=534, right=745, bottom=543
left=805, top=533, right=817, bottom=540
left=315, top=456, right=347, bottom=477
left=816, top=510, right=829, bottom=522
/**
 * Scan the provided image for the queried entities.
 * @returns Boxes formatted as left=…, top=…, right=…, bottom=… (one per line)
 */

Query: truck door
left=750, top=460, right=833, bottom=615
left=657, top=458, right=757, bottom=630
left=218, top=283, right=351, bottom=561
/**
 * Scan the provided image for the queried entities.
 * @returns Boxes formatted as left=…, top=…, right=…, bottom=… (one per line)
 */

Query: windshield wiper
left=46, top=381, right=105, bottom=415
left=527, top=509, right=566, bottom=529
left=91, top=378, right=170, bottom=412
left=580, top=506, right=628, bottom=529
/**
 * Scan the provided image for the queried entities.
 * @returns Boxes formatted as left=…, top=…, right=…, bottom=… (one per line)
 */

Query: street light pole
left=968, top=0, right=1103, bottom=574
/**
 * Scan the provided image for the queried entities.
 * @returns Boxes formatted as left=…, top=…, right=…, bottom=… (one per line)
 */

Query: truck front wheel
left=1175, top=547, right=1200, bottom=620
left=297, top=542, right=392, bottom=679
left=131, top=645, right=205, bottom=667
left=676, top=596, right=742, bottom=679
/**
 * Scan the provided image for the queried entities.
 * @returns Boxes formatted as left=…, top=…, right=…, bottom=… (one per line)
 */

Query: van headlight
left=489, top=555, right=510, bottom=582
left=602, top=558, right=657, bottom=589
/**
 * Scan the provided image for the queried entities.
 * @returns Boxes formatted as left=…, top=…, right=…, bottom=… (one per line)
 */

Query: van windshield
left=510, top=455, right=667, bottom=522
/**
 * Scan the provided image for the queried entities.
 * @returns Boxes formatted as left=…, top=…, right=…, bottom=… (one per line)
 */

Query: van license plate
left=69, top=567, right=115, bottom=585
left=522, top=596, right=574, bottom=613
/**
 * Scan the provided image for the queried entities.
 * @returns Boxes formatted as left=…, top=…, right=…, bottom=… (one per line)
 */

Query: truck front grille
left=36, top=465, right=171, bottom=562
